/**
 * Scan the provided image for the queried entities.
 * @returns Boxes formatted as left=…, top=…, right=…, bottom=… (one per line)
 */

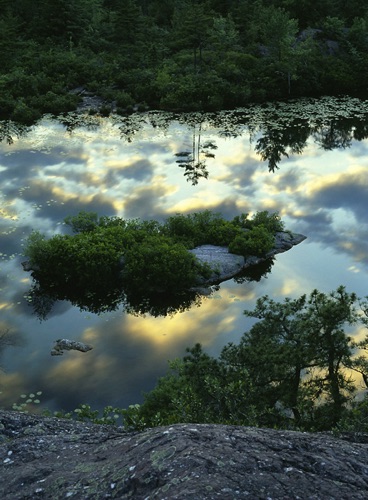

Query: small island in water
left=22, top=210, right=305, bottom=317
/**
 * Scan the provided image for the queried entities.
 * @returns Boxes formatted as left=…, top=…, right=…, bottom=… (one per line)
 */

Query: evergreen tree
left=137, top=287, right=367, bottom=431
left=111, top=0, right=145, bottom=44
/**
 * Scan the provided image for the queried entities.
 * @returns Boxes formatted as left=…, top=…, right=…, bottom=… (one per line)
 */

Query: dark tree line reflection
left=3, top=96, right=368, bottom=177
left=0, top=120, right=29, bottom=145
left=113, top=96, right=368, bottom=176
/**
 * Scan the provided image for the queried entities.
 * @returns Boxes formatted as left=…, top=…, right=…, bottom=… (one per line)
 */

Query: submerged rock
left=191, top=231, right=306, bottom=285
left=0, top=410, right=367, bottom=499
left=50, top=339, right=93, bottom=356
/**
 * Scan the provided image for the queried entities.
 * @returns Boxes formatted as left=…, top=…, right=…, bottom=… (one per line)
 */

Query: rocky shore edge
left=190, top=231, right=306, bottom=286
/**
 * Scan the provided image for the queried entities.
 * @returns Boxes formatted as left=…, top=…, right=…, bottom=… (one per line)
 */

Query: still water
left=1, top=97, right=368, bottom=413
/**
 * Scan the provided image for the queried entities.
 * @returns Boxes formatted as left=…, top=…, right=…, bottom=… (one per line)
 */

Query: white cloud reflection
left=0, top=112, right=368, bottom=413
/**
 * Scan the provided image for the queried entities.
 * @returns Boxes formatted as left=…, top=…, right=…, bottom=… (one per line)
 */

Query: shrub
left=121, top=235, right=211, bottom=293
left=228, top=226, right=274, bottom=257
left=24, top=229, right=122, bottom=291
left=162, top=213, right=201, bottom=247
left=10, top=100, right=42, bottom=124
left=23, top=230, right=47, bottom=266
left=116, top=91, right=135, bottom=108
left=207, top=219, right=242, bottom=246
left=23, top=210, right=283, bottom=305
left=245, top=211, right=284, bottom=234
left=163, top=210, right=241, bottom=247
left=30, top=91, right=80, bottom=114
left=64, top=211, right=99, bottom=233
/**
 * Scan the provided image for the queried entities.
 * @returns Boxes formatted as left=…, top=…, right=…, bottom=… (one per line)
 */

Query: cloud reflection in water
left=0, top=103, right=368, bottom=413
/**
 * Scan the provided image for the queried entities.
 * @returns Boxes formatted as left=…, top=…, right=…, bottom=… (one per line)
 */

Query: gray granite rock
left=191, top=231, right=306, bottom=285
left=190, top=245, right=245, bottom=283
left=0, top=410, right=367, bottom=500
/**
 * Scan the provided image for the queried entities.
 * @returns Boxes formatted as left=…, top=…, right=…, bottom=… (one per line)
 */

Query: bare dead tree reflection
left=175, top=121, right=217, bottom=184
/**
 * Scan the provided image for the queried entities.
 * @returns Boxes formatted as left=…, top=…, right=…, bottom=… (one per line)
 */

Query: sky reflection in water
left=0, top=107, right=368, bottom=413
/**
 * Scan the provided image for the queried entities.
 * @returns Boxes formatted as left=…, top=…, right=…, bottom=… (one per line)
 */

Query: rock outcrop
left=190, top=231, right=306, bottom=285
left=1, top=410, right=367, bottom=499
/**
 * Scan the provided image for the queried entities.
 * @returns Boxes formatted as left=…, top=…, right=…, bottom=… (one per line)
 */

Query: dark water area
left=0, top=96, right=368, bottom=414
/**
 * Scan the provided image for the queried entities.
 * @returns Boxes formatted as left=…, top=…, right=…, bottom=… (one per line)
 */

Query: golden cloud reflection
left=302, top=166, right=368, bottom=199
left=0, top=302, right=13, bottom=311
left=34, top=282, right=258, bottom=411
left=1, top=110, right=368, bottom=414
left=170, top=195, right=225, bottom=214
left=0, top=372, right=27, bottom=408
left=48, top=353, right=114, bottom=384
left=124, top=296, right=238, bottom=350
left=278, top=279, right=302, bottom=297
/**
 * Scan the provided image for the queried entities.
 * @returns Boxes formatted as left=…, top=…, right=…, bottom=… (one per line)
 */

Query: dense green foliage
left=31, top=286, right=368, bottom=434
left=228, top=225, right=275, bottom=257
left=126, top=286, right=368, bottom=432
left=23, top=210, right=283, bottom=315
left=2, top=0, right=368, bottom=123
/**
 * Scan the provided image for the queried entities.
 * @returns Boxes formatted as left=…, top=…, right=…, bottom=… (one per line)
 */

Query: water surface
left=1, top=97, right=367, bottom=412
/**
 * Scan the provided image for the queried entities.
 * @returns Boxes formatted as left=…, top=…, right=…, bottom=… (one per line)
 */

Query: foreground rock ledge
left=1, top=410, right=367, bottom=499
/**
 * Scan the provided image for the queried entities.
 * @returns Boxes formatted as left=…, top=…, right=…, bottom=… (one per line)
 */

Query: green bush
left=137, top=344, right=257, bottom=427
left=24, top=229, right=123, bottom=291
left=229, top=226, right=275, bottom=257
left=163, top=210, right=242, bottom=247
left=115, top=90, right=135, bottom=109
left=10, top=100, right=42, bottom=124
left=245, top=211, right=285, bottom=233
left=64, top=211, right=99, bottom=233
left=121, top=235, right=211, bottom=293
left=30, top=91, right=80, bottom=115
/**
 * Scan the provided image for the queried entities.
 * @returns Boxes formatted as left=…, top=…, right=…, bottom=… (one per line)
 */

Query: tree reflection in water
left=26, top=259, right=274, bottom=320
left=0, top=120, right=29, bottom=145
left=175, top=119, right=217, bottom=185
left=5, top=96, right=364, bottom=179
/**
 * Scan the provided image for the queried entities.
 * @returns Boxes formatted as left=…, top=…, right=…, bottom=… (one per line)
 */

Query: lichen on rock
left=0, top=410, right=367, bottom=499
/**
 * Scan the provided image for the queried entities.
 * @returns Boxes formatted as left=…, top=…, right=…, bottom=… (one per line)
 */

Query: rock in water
left=50, top=339, right=93, bottom=356
left=190, top=244, right=245, bottom=283
left=191, top=231, right=306, bottom=285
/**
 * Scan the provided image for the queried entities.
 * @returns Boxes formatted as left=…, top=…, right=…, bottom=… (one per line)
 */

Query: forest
left=1, top=0, right=368, bottom=123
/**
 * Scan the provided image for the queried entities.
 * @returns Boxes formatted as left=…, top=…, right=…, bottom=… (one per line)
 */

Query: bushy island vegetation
left=23, top=210, right=283, bottom=313
left=2, top=0, right=368, bottom=123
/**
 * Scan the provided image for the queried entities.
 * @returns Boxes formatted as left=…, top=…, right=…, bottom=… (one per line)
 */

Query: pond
left=1, top=96, right=368, bottom=414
